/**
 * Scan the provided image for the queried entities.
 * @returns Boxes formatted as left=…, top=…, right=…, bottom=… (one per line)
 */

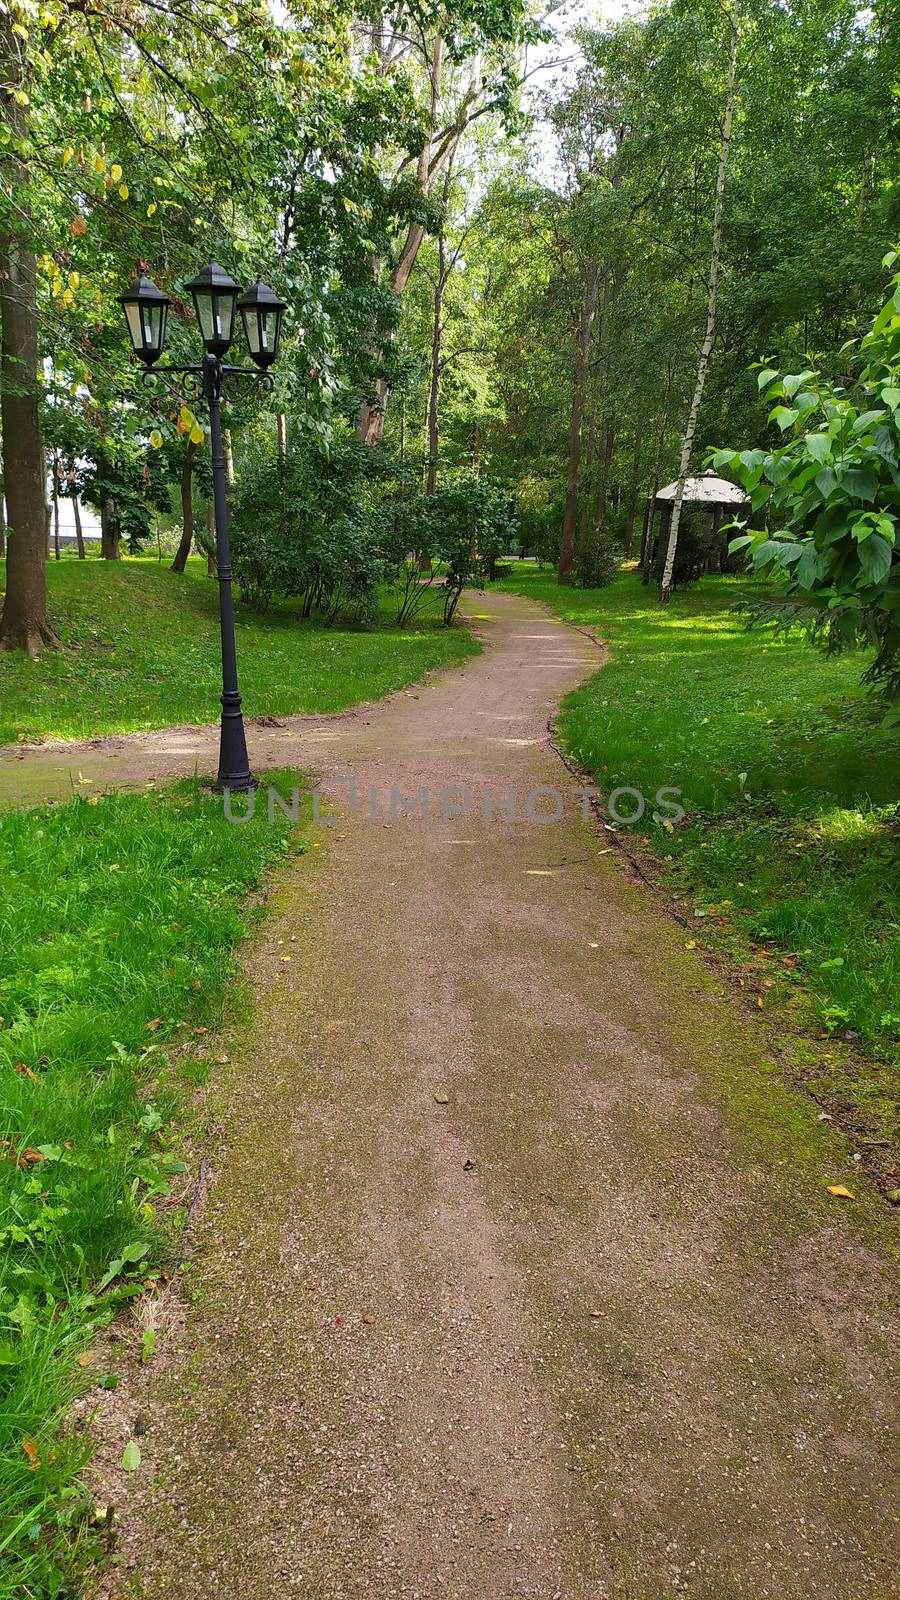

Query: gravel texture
left=78, top=590, right=897, bottom=1599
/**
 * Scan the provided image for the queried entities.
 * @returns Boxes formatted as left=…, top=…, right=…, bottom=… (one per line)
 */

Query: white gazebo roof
left=656, top=469, right=747, bottom=505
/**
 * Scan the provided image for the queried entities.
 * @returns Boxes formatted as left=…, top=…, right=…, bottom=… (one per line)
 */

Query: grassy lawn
left=501, top=565, right=900, bottom=1186
left=0, top=776, right=305, bottom=1596
left=0, top=556, right=477, bottom=746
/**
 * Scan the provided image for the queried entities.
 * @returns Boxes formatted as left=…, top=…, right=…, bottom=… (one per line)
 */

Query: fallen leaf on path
left=434, top=1093, right=449, bottom=1104
left=362, top=1314, right=376, bottom=1325
left=76, top=1350, right=96, bottom=1367
left=121, top=1439, right=141, bottom=1472
left=826, top=1184, right=855, bottom=1200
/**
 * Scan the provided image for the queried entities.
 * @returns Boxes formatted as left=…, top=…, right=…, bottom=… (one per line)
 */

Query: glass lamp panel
left=142, top=301, right=164, bottom=354
left=215, top=291, right=236, bottom=344
left=124, top=301, right=143, bottom=352
left=260, top=309, right=278, bottom=354
left=241, top=306, right=261, bottom=355
left=194, top=292, right=216, bottom=344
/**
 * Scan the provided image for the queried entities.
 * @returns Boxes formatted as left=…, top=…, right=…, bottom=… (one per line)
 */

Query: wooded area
left=0, top=0, right=896, bottom=661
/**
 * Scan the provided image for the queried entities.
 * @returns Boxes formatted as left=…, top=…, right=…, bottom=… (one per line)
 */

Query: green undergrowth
left=0, top=556, right=477, bottom=745
left=0, top=773, right=306, bottom=1596
left=500, top=566, right=900, bottom=1185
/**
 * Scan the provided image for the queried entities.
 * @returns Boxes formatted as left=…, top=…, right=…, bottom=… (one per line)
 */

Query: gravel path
left=84, top=589, right=896, bottom=1600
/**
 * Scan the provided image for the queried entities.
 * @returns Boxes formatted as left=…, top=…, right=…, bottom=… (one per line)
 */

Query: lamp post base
left=212, top=775, right=257, bottom=794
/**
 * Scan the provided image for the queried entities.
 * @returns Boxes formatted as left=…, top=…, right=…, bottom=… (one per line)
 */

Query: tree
left=354, top=0, right=536, bottom=448
left=659, top=0, right=739, bottom=602
left=0, top=13, right=55, bottom=653
left=714, top=250, right=900, bottom=702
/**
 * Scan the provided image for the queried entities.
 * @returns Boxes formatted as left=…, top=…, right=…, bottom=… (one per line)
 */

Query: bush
left=386, top=476, right=520, bottom=624
left=230, top=439, right=385, bottom=624
left=572, top=530, right=621, bottom=589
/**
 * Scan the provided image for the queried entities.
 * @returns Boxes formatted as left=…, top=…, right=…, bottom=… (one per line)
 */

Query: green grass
left=501, top=566, right=900, bottom=1175
left=0, top=775, right=305, bottom=1597
left=0, top=556, right=477, bottom=745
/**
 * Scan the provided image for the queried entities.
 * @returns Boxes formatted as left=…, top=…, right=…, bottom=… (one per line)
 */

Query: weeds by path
left=0, top=775, right=305, bottom=1596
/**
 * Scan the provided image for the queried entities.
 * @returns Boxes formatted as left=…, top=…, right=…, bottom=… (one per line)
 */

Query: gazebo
left=640, top=469, right=750, bottom=576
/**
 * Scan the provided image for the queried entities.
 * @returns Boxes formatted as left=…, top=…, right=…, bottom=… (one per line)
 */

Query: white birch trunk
left=660, top=3, right=739, bottom=602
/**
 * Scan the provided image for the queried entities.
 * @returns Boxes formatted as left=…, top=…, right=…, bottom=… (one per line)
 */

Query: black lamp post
left=119, top=261, right=287, bottom=793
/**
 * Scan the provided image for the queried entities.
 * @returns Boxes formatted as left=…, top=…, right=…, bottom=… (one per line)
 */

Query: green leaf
left=805, top=434, right=831, bottom=464
left=858, top=534, right=893, bottom=584
left=122, top=1439, right=141, bottom=1472
left=782, top=370, right=815, bottom=397
left=842, top=467, right=878, bottom=503
left=771, top=406, right=799, bottom=431
left=852, top=409, right=886, bottom=432
left=757, top=368, right=779, bottom=390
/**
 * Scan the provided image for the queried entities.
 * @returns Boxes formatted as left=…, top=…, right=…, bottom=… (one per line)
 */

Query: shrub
left=230, top=439, right=384, bottom=624
left=572, top=530, right=621, bottom=589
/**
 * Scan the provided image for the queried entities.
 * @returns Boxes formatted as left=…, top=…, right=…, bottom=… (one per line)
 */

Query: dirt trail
left=82, top=590, right=896, bottom=1600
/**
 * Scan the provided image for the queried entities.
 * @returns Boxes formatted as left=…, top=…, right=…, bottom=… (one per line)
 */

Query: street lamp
left=120, top=260, right=287, bottom=792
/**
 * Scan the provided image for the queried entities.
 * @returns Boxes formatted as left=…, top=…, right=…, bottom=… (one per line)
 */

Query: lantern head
left=119, top=270, right=170, bottom=366
left=184, top=260, right=242, bottom=356
left=237, top=279, right=287, bottom=369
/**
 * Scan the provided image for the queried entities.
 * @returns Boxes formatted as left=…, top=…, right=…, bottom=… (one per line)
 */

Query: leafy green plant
left=712, top=249, right=900, bottom=703
left=230, top=438, right=387, bottom=624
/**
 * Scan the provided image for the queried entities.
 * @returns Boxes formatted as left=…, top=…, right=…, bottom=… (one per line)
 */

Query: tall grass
left=0, top=777, right=302, bottom=1596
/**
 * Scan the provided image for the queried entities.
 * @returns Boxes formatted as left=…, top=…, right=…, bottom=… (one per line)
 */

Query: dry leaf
left=434, top=1093, right=449, bottom=1105
left=826, top=1184, right=855, bottom=1200
left=22, top=1437, right=39, bottom=1466
left=76, top=1350, right=96, bottom=1367
left=145, top=1018, right=162, bottom=1032
left=362, top=1314, right=376, bottom=1325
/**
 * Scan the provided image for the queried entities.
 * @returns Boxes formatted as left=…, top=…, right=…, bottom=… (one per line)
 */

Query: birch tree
left=659, top=0, right=739, bottom=603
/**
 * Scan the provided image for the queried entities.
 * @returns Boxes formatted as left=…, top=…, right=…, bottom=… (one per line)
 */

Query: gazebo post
left=708, top=504, right=723, bottom=573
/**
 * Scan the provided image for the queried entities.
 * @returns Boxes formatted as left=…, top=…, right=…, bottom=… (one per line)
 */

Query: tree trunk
left=356, top=35, right=449, bottom=448
left=70, top=479, right=85, bottom=558
left=51, top=454, right=61, bottom=560
left=223, top=428, right=235, bottom=486
left=592, top=421, right=616, bottom=548
left=660, top=3, right=739, bottom=603
left=276, top=412, right=287, bottom=459
left=0, top=482, right=5, bottom=560
left=558, top=259, right=600, bottom=585
left=426, top=161, right=455, bottom=499
left=100, top=503, right=122, bottom=560
left=641, top=363, right=676, bottom=582
left=170, top=438, right=198, bottom=572
left=0, top=21, right=56, bottom=654
left=623, top=426, right=644, bottom=558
